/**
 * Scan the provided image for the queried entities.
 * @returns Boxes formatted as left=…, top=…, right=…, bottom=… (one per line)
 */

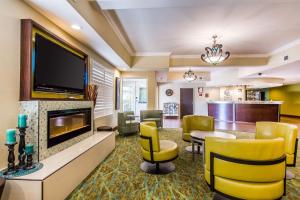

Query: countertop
left=208, top=100, right=283, bottom=104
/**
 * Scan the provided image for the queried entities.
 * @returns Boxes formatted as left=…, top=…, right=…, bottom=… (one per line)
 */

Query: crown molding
left=101, top=10, right=135, bottom=56
left=170, top=55, right=201, bottom=58
left=134, top=52, right=171, bottom=56
left=230, top=54, right=269, bottom=58
left=170, top=54, right=269, bottom=59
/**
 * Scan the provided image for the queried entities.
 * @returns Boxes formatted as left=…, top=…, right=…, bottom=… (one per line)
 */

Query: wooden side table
left=0, top=177, right=5, bottom=199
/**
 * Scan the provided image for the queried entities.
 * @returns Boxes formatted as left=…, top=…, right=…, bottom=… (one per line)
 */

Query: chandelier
left=201, top=35, right=230, bottom=65
left=183, top=69, right=197, bottom=81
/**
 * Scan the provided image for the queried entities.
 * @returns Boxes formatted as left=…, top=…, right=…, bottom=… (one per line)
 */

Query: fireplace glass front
left=47, top=108, right=91, bottom=148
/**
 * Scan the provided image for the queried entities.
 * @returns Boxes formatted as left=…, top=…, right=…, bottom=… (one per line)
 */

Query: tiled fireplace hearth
left=19, top=101, right=93, bottom=162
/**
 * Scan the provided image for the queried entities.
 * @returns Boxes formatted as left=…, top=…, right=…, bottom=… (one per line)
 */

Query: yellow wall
left=0, top=0, right=120, bottom=169
left=121, top=71, right=157, bottom=110
left=269, top=84, right=300, bottom=116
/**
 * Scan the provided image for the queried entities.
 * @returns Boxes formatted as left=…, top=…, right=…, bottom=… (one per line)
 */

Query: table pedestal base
left=140, top=162, right=175, bottom=174
left=286, top=170, right=295, bottom=180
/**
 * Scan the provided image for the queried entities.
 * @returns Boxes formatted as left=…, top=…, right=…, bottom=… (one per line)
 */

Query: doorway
left=122, top=78, right=147, bottom=116
left=180, top=88, right=194, bottom=118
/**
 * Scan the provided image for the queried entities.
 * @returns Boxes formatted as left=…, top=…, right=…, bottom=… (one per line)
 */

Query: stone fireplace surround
left=2, top=100, right=114, bottom=200
left=19, top=100, right=93, bottom=162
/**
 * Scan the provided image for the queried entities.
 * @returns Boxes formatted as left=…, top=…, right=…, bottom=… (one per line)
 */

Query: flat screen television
left=34, top=33, right=86, bottom=94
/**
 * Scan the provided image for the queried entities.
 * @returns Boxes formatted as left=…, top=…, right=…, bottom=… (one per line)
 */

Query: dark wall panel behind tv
left=20, top=19, right=88, bottom=100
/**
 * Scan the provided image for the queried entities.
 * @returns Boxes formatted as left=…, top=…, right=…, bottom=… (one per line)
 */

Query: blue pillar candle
left=18, top=114, right=27, bottom=128
left=6, top=129, right=16, bottom=144
left=25, top=144, right=34, bottom=155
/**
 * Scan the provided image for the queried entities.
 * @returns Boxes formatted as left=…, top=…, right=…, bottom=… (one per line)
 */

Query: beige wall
left=219, top=86, right=246, bottom=101
left=0, top=0, right=119, bottom=169
left=121, top=71, right=157, bottom=110
left=158, top=83, right=220, bottom=116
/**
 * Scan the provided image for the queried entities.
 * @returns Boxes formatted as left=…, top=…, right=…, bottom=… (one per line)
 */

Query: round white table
left=190, top=130, right=236, bottom=162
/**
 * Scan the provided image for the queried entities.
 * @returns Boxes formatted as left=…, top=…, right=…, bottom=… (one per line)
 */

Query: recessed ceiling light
left=71, top=24, right=81, bottom=30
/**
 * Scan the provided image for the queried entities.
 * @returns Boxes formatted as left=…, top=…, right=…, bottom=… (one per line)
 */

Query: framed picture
left=115, top=77, right=120, bottom=110
left=198, top=87, right=203, bottom=96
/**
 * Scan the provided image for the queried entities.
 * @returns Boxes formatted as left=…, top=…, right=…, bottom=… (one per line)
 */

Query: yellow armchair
left=205, top=137, right=286, bottom=200
left=256, top=122, right=298, bottom=166
left=139, top=122, right=178, bottom=174
left=182, top=115, right=215, bottom=142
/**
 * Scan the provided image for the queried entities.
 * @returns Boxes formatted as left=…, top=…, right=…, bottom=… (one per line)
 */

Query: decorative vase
left=87, top=84, right=99, bottom=131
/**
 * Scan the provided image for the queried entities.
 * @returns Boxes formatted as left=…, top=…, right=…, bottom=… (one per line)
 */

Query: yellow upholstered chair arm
left=142, top=121, right=157, bottom=127
left=205, top=137, right=285, bottom=169
left=205, top=137, right=286, bottom=183
left=139, top=122, right=179, bottom=164
left=182, top=115, right=215, bottom=142
left=182, top=115, right=215, bottom=132
left=205, top=137, right=286, bottom=199
left=140, top=122, right=160, bottom=152
left=256, top=122, right=298, bottom=163
left=182, top=115, right=191, bottom=133
left=208, top=150, right=286, bottom=192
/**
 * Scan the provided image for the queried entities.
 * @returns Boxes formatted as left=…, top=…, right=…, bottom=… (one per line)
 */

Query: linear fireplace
left=47, top=108, right=92, bottom=148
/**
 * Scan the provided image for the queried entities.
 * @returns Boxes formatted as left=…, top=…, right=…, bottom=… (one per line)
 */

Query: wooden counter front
left=208, top=103, right=234, bottom=122
left=235, top=103, right=280, bottom=123
left=208, top=101, right=281, bottom=123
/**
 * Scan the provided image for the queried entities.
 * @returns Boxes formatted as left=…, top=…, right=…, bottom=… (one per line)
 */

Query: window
left=91, top=60, right=114, bottom=118
left=139, top=87, right=147, bottom=103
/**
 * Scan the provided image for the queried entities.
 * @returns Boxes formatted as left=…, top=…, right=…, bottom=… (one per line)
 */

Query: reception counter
left=208, top=101, right=282, bottom=123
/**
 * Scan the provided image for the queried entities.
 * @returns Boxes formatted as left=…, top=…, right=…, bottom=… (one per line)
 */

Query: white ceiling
left=99, top=0, right=300, bottom=55
left=168, top=60, right=300, bottom=86
left=26, top=0, right=300, bottom=86
left=246, top=61, right=300, bottom=84
left=26, top=0, right=130, bottom=69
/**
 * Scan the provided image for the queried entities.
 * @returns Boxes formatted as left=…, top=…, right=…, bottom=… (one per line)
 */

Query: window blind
left=91, top=60, right=114, bottom=118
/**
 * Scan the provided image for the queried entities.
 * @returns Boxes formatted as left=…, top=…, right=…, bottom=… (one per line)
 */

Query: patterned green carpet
left=67, top=129, right=300, bottom=200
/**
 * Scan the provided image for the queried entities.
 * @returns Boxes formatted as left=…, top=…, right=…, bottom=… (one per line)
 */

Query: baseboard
left=281, top=114, right=300, bottom=119
left=164, top=116, right=179, bottom=119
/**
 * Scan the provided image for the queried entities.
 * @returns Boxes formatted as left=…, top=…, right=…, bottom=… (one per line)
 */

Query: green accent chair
left=139, top=121, right=178, bottom=174
left=140, top=110, right=163, bottom=128
left=117, top=111, right=139, bottom=136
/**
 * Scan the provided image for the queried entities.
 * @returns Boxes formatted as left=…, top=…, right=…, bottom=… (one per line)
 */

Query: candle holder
left=3, top=142, right=18, bottom=175
left=17, top=126, right=28, bottom=169
left=25, top=153, right=34, bottom=170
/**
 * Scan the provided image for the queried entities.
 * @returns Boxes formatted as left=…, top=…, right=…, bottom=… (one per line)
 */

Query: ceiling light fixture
left=201, top=35, right=230, bottom=65
left=71, top=24, right=81, bottom=30
left=183, top=68, right=197, bottom=82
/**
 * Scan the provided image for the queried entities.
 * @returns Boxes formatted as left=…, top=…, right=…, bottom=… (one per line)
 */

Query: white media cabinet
left=1, top=131, right=115, bottom=200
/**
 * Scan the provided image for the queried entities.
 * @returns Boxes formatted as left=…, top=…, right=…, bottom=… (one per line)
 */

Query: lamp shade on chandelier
left=201, top=35, right=230, bottom=65
left=183, top=69, right=197, bottom=81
